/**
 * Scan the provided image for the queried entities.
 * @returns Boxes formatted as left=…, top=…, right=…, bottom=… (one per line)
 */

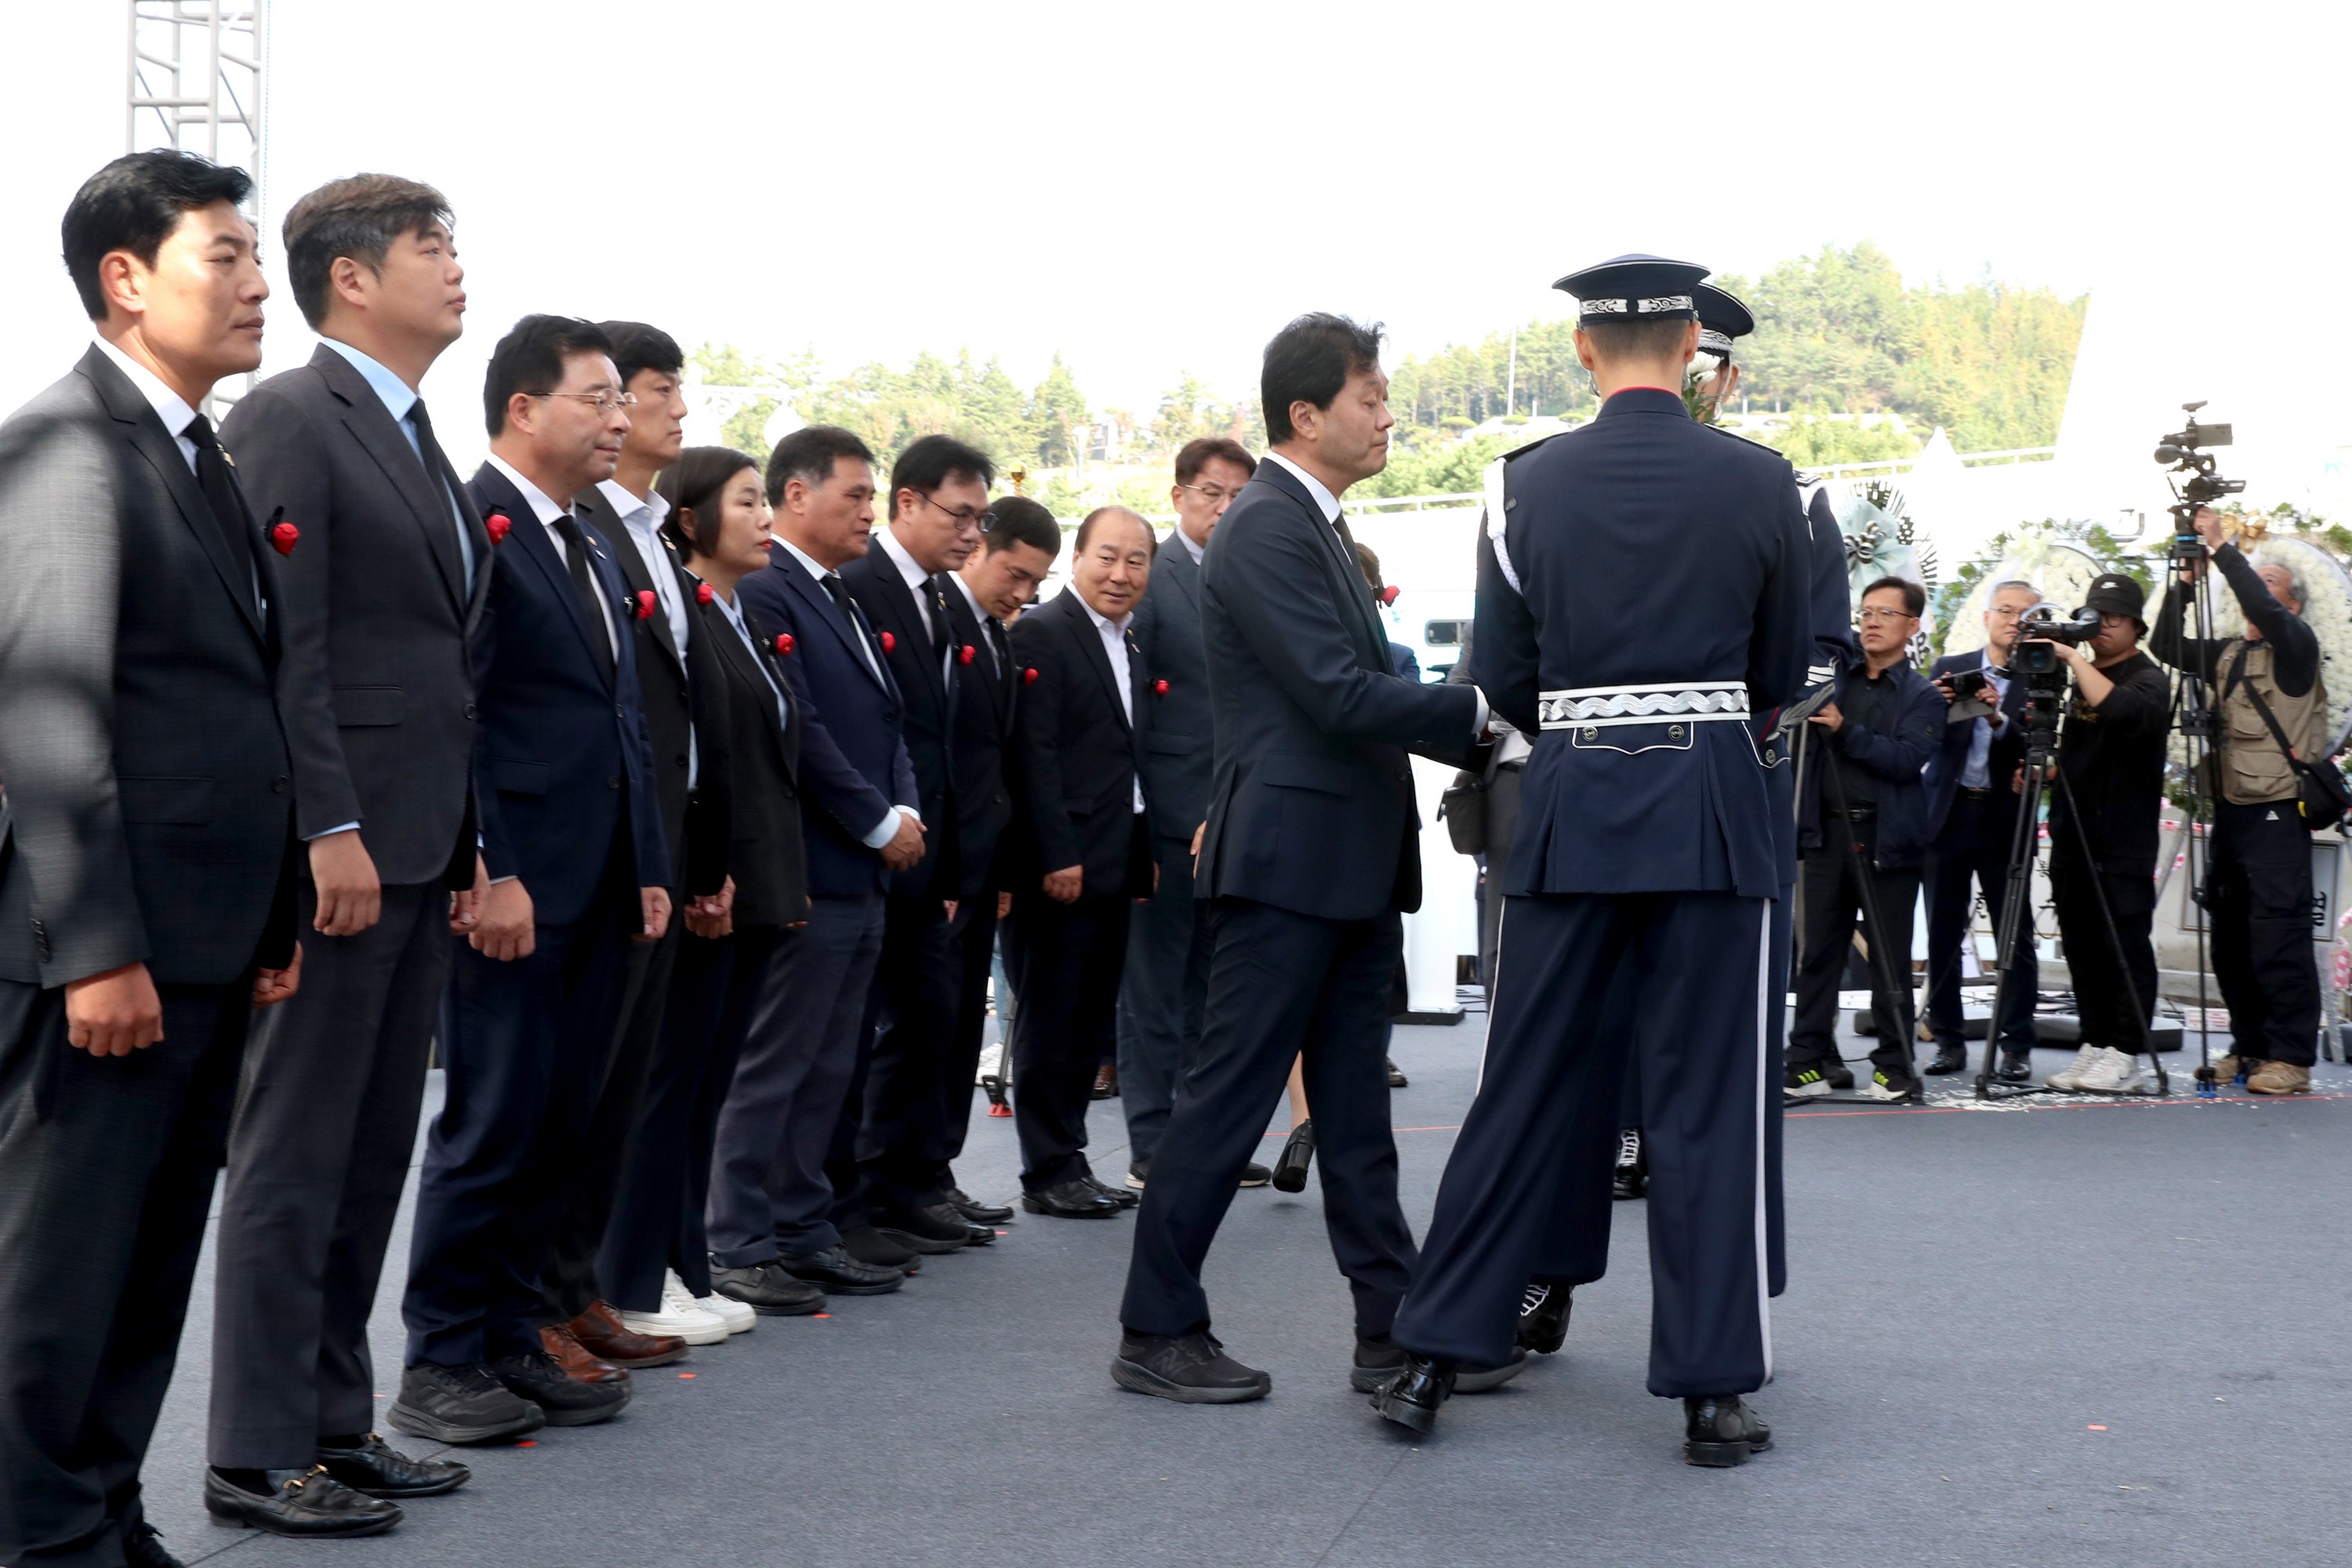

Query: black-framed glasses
left=1177, top=481, right=1244, bottom=505
left=532, top=390, right=637, bottom=414
left=920, top=492, right=997, bottom=533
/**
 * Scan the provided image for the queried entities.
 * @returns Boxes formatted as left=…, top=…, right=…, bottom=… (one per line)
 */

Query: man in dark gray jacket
left=0, top=151, right=301, bottom=1568
left=205, top=174, right=488, bottom=1535
left=1118, top=436, right=1263, bottom=1188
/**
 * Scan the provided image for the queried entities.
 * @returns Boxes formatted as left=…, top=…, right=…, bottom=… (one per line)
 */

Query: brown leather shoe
left=566, top=1301, right=687, bottom=1368
left=2245, top=1060, right=2312, bottom=1095
left=1091, top=1062, right=1119, bottom=1099
left=538, top=1323, right=630, bottom=1384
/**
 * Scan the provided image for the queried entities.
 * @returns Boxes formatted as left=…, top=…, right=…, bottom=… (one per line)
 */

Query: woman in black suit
left=601, top=448, right=815, bottom=1334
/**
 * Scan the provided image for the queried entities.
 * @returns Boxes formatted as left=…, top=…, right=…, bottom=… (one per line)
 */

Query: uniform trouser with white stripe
left=1394, top=890, right=1774, bottom=1396
left=1527, top=884, right=1789, bottom=1298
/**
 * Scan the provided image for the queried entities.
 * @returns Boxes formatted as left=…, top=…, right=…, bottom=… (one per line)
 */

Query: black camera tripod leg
left=1974, top=757, right=2050, bottom=1098
left=1820, top=755, right=1920, bottom=1095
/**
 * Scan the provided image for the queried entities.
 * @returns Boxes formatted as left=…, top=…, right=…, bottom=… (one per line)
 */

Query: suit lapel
left=586, top=489, right=687, bottom=689
left=945, top=589, right=1012, bottom=739
left=871, top=561, right=949, bottom=711
left=313, top=347, right=468, bottom=613
left=476, top=466, right=611, bottom=685
left=1059, top=591, right=1131, bottom=733
left=1255, top=459, right=1385, bottom=666
left=713, top=605, right=793, bottom=780
left=783, top=557, right=887, bottom=691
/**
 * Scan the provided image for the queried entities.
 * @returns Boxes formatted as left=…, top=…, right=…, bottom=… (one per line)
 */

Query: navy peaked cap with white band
left=1693, top=282, right=1755, bottom=359
left=1552, top=254, right=1709, bottom=323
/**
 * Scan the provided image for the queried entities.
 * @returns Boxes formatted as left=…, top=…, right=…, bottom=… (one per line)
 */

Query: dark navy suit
left=1392, top=389, right=1807, bottom=1396
left=1920, top=648, right=2038, bottom=1049
left=707, top=543, right=915, bottom=1264
left=1120, top=459, right=1479, bottom=1341
left=401, top=462, right=667, bottom=1369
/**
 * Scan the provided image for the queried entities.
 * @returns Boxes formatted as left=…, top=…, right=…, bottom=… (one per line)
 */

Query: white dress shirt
left=1076, top=594, right=1147, bottom=812
left=321, top=337, right=476, bottom=592
left=93, top=337, right=198, bottom=471
left=874, top=528, right=935, bottom=634
left=1178, top=527, right=1206, bottom=566
left=485, top=453, right=618, bottom=663
left=773, top=535, right=914, bottom=848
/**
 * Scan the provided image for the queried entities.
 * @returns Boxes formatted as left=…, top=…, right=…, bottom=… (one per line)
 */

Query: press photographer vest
left=2216, top=639, right=2328, bottom=806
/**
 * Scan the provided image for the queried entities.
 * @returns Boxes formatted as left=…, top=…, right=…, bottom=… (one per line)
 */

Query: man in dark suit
left=0, top=151, right=300, bottom=1568
left=1382, top=259, right=1807, bottom=1462
left=392, top=316, right=671, bottom=1444
left=543, top=321, right=729, bottom=1371
left=936, top=497, right=1061, bottom=1223
left=1119, top=437, right=1263, bottom=1189
left=1116, top=318, right=1485, bottom=1401
left=1920, top=579, right=2042, bottom=1080
left=841, top=434, right=1004, bottom=1254
left=205, top=173, right=483, bottom=1537
left=712, top=426, right=924, bottom=1304
left=1007, top=507, right=1160, bottom=1218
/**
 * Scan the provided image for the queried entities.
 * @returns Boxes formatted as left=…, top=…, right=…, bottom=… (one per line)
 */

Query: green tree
left=1029, top=354, right=1089, bottom=466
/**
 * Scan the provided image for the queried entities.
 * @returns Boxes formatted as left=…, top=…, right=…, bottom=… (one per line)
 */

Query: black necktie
left=1326, top=508, right=1384, bottom=650
left=551, top=512, right=615, bottom=684
left=406, top=398, right=471, bottom=591
left=183, top=414, right=257, bottom=601
left=822, top=573, right=876, bottom=670
left=985, top=615, right=1008, bottom=677
left=926, top=574, right=960, bottom=674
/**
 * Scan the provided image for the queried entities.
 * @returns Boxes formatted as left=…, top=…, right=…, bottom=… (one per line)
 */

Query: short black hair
left=281, top=172, right=452, bottom=328
left=1581, top=318, right=1693, bottom=362
left=1261, top=313, right=1383, bottom=445
left=1175, top=436, right=1256, bottom=487
left=1074, top=505, right=1151, bottom=555
left=986, top=495, right=1062, bottom=559
left=598, top=321, right=684, bottom=389
left=890, top=434, right=995, bottom=517
left=62, top=151, right=252, bottom=321
left=481, top=314, right=612, bottom=437
left=765, top=425, right=876, bottom=507
left=655, top=445, right=760, bottom=561
left=1860, top=575, right=1925, bottom=618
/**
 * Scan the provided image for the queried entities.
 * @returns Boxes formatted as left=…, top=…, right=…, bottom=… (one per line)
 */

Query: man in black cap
left=2032, top=572, right=2172, bottom=1093
left=1381, top=256, right=1808, bottom=1465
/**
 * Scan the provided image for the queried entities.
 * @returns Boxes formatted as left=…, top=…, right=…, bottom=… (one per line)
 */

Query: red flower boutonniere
left=775, top=633, right=795, bottom=655
left=879, top=630, right=897, bottom=654
left=485, top=512, right=512, bottom=545
left=1022, top=666, right=1040, bottom=685
left=269, top=521, right=299, bottom=556
left=635, top=590, right=657, bottom=621
left=959, top=644, right=976, bottom=665
left=1153, top=679, right=1170, bottom=695
left=695, top=582, right=714, bottom=606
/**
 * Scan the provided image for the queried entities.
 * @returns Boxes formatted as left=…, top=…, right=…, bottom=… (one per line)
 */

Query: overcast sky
left=9, top=1, right=2342, bottom=459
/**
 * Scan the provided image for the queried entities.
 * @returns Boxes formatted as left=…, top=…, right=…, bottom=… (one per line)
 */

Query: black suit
left=602, top=587, right=808, bottom=1309
left=1121, top=460, right=1477, bottom=1341
left=1006, top=588, right=1154, bottom=1191
left=209, top=343, right=491, bottom=1472
left=1919, top=650, right=2038, bottom=1049
left=938, top=583, right=1018, bottom=1194
left=1119, top=530, right=1215, bottom=1166
left=0, top=346, right=294, bottom=1567
left=841, top=541, right=982, bottom=1217
left=400, top=463, right=669, bottom=1369
left=540, top=485, right=731, bottom=1323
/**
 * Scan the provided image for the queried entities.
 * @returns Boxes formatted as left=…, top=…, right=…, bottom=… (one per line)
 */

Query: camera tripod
left=1973, top=670, right=2169, bottom=1099
left=2163, top=510, right=2229, bottom=1097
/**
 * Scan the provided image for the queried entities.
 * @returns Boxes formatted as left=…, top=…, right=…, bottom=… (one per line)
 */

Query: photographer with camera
left=1787, top=577, right=1945, bottom=1103
left=1922, top=581, right=2044, bottom=1081
left=2030, top=575, right=2174, bottom=1093
left=2152, top=508, right=2327, bottom=1096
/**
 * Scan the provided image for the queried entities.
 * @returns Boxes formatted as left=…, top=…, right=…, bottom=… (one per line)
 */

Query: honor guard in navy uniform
left=1515, top=283, right=1857, bottom=1356
left=1380, top=257, right=1810, bottom=1466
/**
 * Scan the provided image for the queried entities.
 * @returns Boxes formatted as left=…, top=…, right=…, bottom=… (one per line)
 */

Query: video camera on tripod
left=2155, top=401, right=2246, bottom=564
left=2013, top=604, right=2102, bottom=680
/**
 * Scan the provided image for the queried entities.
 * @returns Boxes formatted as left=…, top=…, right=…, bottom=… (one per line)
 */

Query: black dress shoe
left=779, top=1244, right=906, bottom=1294
left=489, top=1348, right=630, bottom=1426
left=1236, top=1161, right=1272, bottom=1189
left=124, top=1522, right=186, bottom=1568
left=841, top=1225, right=924, bottom=1272
left=1611, top=1127, right=1647, bottom=1200
left=710, top=1260, right=826, bottom=1315
left=205, top=1465, right=402, bottom=1537
left=387, top=1363, right=546, bottom=1446
left=1354, top=1334, right=1524, bottom=1395
left=316, top=1432, right=469, bottom=1497
left=1924, top=1042, right=1969, bottom=1075
left=1386, top=1057, right=1408, bottom=1088
left=1683, top=1393, right=1773, bottom=1467
left=880, top=1202, right=996, bottom=1248
left=1517, top=1280, right=1573, bottom=1354
left=1271, top=1120, right=1315, bottom=1192
left=1112, top=1330, right=1271, bottom=1403
left=1083, top=1173, right=1140, bottom=1209
left=1370, top=1352, right=1453, bottom=1434
left=1994, top=1050, right=2034, bottom=1083
left=948, top=1185, right=1014, bottom=1225
left=1022, top=1178, right=1124, bottom=1218
left=1454, top=1346, right=1528, bottom=1393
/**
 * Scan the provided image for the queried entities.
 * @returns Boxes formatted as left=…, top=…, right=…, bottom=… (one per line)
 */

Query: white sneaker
left=2045, top=1043, right=2104, bottom=1091
left=619, top=1274, right=728, bottom=1345
left=688, top=1273, right=757, bottom=1336
left=2071, top=1047, right=2146, bottom=1094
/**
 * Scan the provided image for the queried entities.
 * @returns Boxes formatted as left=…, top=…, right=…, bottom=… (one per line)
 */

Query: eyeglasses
left=1856, top=607, right=1917, bottom=625
left=532, top=390, right=637, bottom=415
left=920, top=492, right=997, bottom=533
left=1177, top=481, right=1244, bottom=505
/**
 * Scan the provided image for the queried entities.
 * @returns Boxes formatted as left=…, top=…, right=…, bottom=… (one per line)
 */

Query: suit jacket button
left=608, top=776, right=622, bottom=789
left=463, top=702, right=478, bottom=720
left=1669, top=724, right=1686, bottom=739
left=616, top=705, right=626, bottom=718
left=272, top=775, right=289, bottom=793
left=1581, top=726, right=1599, bottom=742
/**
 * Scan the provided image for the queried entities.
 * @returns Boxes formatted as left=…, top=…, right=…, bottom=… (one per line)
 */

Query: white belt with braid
left=1538, top=681, right=1750, bottom=730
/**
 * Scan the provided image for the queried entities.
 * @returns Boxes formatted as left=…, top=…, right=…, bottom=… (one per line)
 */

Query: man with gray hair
left=1920, top=579, right=2044, bottom=1079
left=2152, top=509, right=2328, bottom=1096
